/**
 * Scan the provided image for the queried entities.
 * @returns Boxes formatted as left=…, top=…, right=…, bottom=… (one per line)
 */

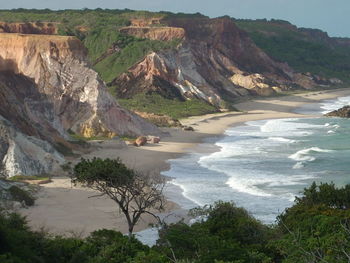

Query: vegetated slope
left=235, top=19, right=350, bottom=82
left=0, top=33, right=161, bottom=177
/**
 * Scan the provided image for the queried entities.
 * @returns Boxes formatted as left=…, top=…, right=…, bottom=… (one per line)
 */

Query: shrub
left=8, top=186, right=35, bottom=206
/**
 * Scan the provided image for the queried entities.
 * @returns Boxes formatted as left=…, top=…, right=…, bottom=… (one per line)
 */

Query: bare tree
left=72, top=157, right=166, bottom=237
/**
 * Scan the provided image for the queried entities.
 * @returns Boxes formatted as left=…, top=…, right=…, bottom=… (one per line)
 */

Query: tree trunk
left=128, top=224, right=134, bottom=239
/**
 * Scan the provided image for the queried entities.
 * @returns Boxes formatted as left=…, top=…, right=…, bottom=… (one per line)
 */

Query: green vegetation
left=8, top=185, right=35, bottom=206
left=118, top=93, right=218, bottom=119
left=235, top=19, right=350, bottom=81
left=1, top=182, right=350, bottom=262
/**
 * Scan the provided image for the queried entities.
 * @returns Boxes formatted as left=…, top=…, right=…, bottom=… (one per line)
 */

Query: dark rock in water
left=325, top=106, right=350, bottom=118
left=183, top=126, right=195, bottom=131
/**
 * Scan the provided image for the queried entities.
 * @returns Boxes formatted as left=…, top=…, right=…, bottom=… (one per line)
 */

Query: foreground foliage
left=1, top=181, right=350, bottom=262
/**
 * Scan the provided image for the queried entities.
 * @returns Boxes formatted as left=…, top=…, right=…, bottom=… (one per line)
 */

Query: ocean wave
left=259, top=119, right=322, bottom=137
left=226, top=177, right=273, bottom=197
left=289, top=147, right=333, bottom=162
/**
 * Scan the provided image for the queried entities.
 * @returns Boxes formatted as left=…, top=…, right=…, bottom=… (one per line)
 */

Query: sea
left=163, top=95, right=350, bottom=224
left=136, top=94, right=350, bottom=245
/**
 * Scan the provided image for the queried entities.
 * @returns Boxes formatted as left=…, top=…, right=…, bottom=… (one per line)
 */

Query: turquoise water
left=164, top=96, right=350, bottom=224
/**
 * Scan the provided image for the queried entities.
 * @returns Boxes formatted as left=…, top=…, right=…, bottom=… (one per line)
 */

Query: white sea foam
left=268, top=137, right=297, bottom=143
left=293, top=162, right=305, bottom=169
left=327, top=130, right=336, bottom=134
left=321, top=96, right=350, bottom=114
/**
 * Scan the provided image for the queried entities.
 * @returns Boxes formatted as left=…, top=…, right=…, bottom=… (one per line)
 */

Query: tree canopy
left=72, top=157, right=165, bottom=237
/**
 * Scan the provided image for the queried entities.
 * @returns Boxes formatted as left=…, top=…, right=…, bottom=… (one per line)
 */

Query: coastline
left=19, top=88, right=350, bottom=237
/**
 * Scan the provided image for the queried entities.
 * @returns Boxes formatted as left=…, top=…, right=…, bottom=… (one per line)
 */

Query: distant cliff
left=112, top=17, right=321, bottom=108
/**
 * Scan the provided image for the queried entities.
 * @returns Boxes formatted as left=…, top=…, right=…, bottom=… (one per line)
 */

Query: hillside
left=0, top=9, right=348, bottom=122
left=235, top=18, right=350, bottom=81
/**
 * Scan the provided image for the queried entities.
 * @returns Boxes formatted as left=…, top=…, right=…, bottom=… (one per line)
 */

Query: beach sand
left=19, top=88, right=350, bottom=237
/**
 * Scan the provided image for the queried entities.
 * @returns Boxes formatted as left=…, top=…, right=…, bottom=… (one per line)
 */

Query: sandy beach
left=19, top=88, right=350, bottom=237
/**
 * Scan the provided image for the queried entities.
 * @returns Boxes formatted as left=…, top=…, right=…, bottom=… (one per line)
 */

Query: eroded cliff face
left=114, top=17, right=313, bottom=107
left=0, top=33, right=160, bottom=138
left=0, top=33, right=160, bottom=176
left=0, top=22, right=58, bottom=35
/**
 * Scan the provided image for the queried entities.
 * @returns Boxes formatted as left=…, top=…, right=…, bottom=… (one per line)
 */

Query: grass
left=118, top=93, right=218, bottom=119
left=9, top=175, right=50, bottom=181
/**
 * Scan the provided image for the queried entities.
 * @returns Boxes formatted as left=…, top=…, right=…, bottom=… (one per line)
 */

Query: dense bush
left=157, top=202, right=274, bottom=263
left=118, top=93, right=218, bottom=119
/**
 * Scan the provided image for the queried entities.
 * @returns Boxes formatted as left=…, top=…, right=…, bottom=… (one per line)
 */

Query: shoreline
left=19, top=88, right=350, bottom=237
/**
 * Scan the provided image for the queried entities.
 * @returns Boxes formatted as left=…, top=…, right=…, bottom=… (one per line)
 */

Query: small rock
left=134, top=136, right=147, bottom=147
left=147, top=136, right=161, bottom=144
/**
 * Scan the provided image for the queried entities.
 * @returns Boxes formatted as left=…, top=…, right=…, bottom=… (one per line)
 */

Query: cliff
left=113, top=17, right=313, bottom=107
left=119, top=26, right=185, bottom=41
left=0, top=33, right=161, bottom=177
left=0, top=33, right=160, bottom=137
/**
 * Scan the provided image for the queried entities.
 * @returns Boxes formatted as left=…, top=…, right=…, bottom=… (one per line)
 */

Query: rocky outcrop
left=0, top=33, right=161, bottom=177
left=0, top=116, right=64, bottom=177
left=130, top=18, right=163, bottom=27
left=119, top=26, right=185, bottom=41
left=0, top=22, right=58, bottom=34
left=113, top=17, right=310, bottom=107
left=325, top=106, right=350, bottom=118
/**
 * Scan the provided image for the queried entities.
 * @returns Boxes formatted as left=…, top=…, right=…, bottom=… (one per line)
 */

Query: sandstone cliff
left=0, top=33, right=161, bottom=177
left=113, top=17, right=313, bottom=107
